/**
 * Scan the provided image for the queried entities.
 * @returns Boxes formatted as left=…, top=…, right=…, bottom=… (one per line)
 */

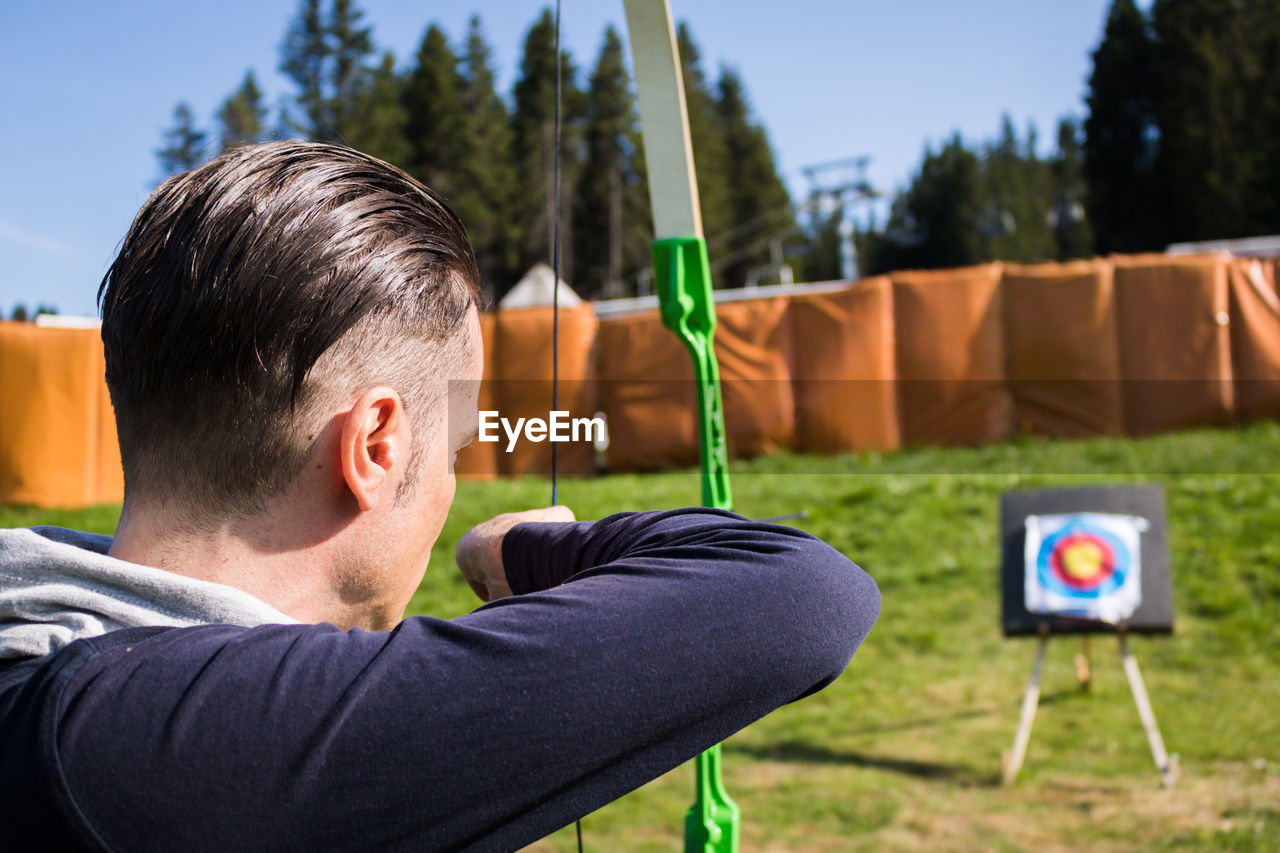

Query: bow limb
left=622, top=0, right=733, bottom=513
left=621, top=2, right=737, bottom=850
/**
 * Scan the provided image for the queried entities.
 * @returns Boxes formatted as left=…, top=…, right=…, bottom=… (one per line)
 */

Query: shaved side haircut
left=99, top=141, right=481, bottom=522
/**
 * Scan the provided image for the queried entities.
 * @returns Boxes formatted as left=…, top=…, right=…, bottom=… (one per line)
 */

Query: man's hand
left=456, top=506, right=576, bottom=602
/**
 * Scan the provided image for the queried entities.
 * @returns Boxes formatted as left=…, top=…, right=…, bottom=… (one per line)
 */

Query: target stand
left=998, top=485, right=1178, bottom=788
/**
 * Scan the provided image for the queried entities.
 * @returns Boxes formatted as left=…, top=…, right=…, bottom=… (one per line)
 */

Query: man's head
left=100, top=141, right=480, bottom=525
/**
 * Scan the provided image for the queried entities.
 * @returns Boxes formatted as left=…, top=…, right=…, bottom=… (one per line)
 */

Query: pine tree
left=1050, top=118, right=1093, bottom=259
left=1152, top=0, right=1269, bottom=240
left=981, top=117, right=1020, bottom=257
left=890, top=135, right=987, bottom=271
left=675, top=23, right=732, bottom=256
left=346, top=51, right=409, bottom=166
left=573, top=26, right=650, bottom=299
left=981, top=116, right=1054, bottom=262
left=1150, top=0, right=1254, bottom=242
left=714, top=68, right=794, bottom=287
left=279, top=0, right=378, bottom=143
left=402, top=25, right=468, bottom=194
left=217, top=71, right=268, bottom=151
left=156, top=102, right=208, bottom=178
left=280, top=0, right=330, bottom=138
left=797, top=208, right=847, bottom=282
left=1246, top=0, right=1280, bottom=231
left=511, top=8, right=583, bottom=288
left=327, top=0, right=375, bottom=141
left=1021, top=122, right=1058, bottom=259
left=1083, top=0, right=1159, bottom=252
left=459, top=16, right=516, bottom=298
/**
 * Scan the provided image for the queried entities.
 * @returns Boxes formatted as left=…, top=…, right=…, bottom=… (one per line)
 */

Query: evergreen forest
left=156, top=0, right=1280, bottom=300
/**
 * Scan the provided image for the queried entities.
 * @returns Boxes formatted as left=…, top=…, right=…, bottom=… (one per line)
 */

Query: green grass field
left=5, top=423, right=1278, bottom=851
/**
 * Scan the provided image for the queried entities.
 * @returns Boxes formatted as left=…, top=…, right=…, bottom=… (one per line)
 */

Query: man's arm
left=53, top=509, right=878, bottom=852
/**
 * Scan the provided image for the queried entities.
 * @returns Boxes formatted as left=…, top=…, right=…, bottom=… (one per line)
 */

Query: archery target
left=1024, top=512, right=1147, bottom=623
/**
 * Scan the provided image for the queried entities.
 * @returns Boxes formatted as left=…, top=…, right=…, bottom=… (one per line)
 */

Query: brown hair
left=99, top=141, right=480, bottom=520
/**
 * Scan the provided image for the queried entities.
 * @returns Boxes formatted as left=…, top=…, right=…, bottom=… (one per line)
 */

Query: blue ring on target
left=1035, top=519, right=1130, bottom=599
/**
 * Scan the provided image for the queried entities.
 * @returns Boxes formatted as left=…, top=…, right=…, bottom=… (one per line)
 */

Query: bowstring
left=551, top=3, right=581, bottom=851
left=550, top=0, right=562, bottom=509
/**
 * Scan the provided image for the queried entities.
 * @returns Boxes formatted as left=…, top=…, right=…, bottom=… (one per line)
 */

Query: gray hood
left=0, top=527, right=296, bottom=661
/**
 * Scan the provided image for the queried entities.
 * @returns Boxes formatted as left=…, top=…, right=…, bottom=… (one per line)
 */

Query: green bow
left=622, top=2, right=738, bottom=849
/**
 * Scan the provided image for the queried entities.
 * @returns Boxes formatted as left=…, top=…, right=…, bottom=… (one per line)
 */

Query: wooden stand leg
left=1119, top=632, right=1178, bottom=787
left=1002, top=629, right=1049, bottom=786
left=1074, top=635, right=1092, bottom=692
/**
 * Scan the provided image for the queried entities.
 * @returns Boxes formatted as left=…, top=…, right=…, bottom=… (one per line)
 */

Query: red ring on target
left=1049, top=532, right=1116, bottom=589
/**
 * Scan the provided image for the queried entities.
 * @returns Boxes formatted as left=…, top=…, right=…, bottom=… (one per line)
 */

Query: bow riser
left=621, top=2, right=738, bottom=850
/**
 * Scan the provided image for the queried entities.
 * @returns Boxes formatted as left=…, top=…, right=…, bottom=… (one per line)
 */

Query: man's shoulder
left=0, top=622, right=298, bottom=723
left=0, top=621, right=330, bottom=850
left=0, top=625, right=189, bottom=710
left=0, top=625, right=186, bottom=851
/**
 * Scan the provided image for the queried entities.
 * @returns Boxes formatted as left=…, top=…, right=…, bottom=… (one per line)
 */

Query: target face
left=1025, top=513, right=1146, bottom=623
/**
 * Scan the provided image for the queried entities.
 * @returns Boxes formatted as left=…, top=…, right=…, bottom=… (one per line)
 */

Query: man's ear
left=339, top=387, right=408, bottom=512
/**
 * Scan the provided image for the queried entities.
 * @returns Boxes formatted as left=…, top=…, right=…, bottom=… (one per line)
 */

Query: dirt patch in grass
left=855, top=765, right=1280, bottom=852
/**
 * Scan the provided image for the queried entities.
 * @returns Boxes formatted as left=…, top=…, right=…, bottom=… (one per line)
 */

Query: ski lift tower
left=801, top=156, right=881, bottom=280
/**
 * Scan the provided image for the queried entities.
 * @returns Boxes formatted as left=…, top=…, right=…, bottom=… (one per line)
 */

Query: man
left=0, top=141, right=879, bottom=851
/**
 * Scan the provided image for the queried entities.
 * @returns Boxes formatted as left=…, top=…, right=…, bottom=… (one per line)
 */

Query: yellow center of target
left=1060, top=541, right=1104, bottom=580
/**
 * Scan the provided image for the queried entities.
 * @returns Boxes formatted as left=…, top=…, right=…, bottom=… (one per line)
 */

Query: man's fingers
left=466, top=578, right=490, bottom=602
left=455, top=506, right=577, bottom=604
left=485, top=577, right=512, bottom=601
left=505, top=505, right=575, bottom=525
left=540, top=505, right=576, bottom=524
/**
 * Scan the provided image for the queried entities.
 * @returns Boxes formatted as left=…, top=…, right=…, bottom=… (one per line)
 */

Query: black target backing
left=1000, top=484, right=1174, bottom=636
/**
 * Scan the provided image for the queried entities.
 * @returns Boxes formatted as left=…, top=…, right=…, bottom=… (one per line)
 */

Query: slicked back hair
left=99, top=141, right=480, bottom=522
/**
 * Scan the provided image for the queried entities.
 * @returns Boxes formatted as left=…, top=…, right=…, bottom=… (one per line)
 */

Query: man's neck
left=108, top=499, right=392, bottom=630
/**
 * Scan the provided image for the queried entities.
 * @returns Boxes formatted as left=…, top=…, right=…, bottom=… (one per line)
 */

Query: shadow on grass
left=822, top=690, right=1085, bottom=745
left=843, top=704, right=1001, bottom=736
left=840, top=690, right=1078, bottom=735
left=725, top=740, right=995, bottom=786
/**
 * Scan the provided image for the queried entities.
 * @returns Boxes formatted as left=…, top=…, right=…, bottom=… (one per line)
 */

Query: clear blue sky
left=0, top=0, right=1114, bottom=318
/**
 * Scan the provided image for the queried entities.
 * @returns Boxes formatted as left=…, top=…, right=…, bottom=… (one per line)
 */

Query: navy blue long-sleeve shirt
left=0, top=509, right=879, bottom=851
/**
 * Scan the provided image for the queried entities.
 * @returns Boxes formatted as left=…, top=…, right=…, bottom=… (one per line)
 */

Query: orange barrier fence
left=0, top=322, right=122, bottom=507
left=491, top=305, right=598, bottom=478
left=717, top=296, right=795, bottom=458
left=1229, top=259, right=1280, bottom=421
left=1114, top=253, right=1234, bottom=435
left=1003, top=260, right=1123, bottom=438
left=785, top=277, right=899, bottom=453
left=595, top=306, right=701, bottom=474
left=892, top=262, right=1011, bottom=446
left=6, top=254, right=1280, bottom=505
